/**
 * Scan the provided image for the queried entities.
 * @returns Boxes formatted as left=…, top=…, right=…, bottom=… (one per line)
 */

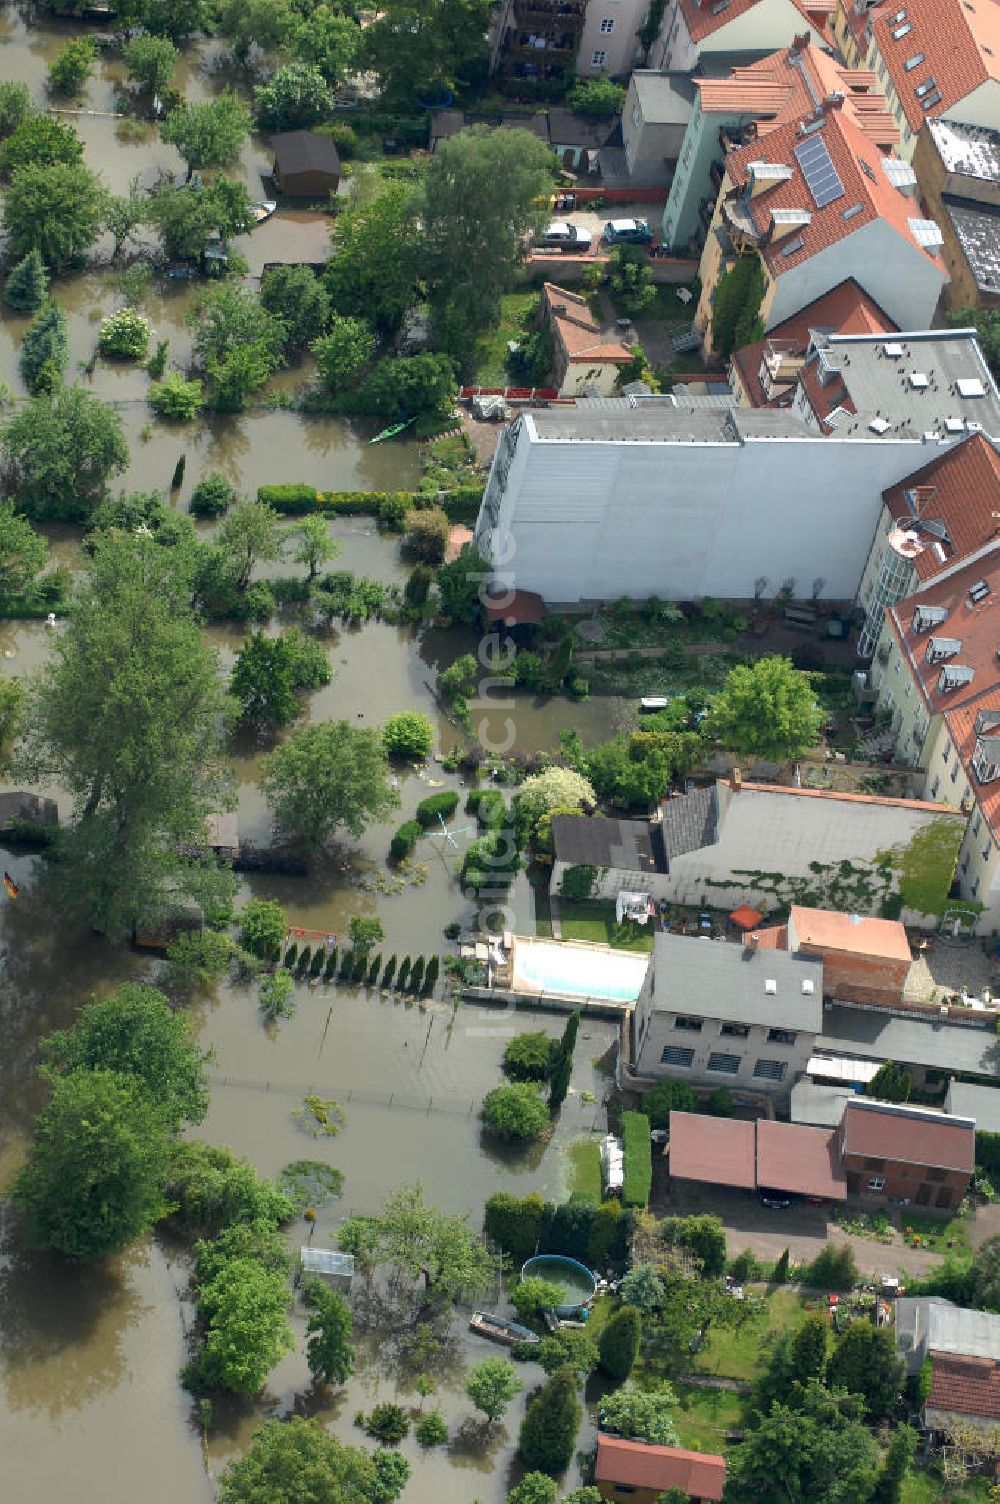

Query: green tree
left=608, top=247, right=656, bottom=317
left=789, top=1312, right=829, bottom=1386
left=259, top=968, right=295, bottom=1021
left=949, top=306, right=1000, bottom=383
left=161, top=90, right=251, bottom=181
left=3, top=248, right=48, bottom=313
left=516, top=767, right=597, bottom=841
left=356, top=1182, right=495, bottom=1301
left=725, top=1381, right=878, bottom=1504
left=262, top=719, right=399, bottom=850
left=617, top=1264, right=665, bottom=1319
left=466, top=1357, right=522, bottom=1424
left=291, top=514, right=339, bottom=584
left=382, top=711, right=434, bottom=761
left=193, top=1257, right=293, bottom=1394
left=0, top=115, right=83, bottom=178
left=48, top=37, right=96, bottom=95
left=18, top=535, right=228, bottom=932
left=503, top=1031, right=555, bottom=1082
left=970, top=1236, right=1000, bottom=1310
left=548, top=1009, right=580, bottom=1113
left=190, top=473, right=237, bottom=519
left=255, top=63, right=333, bottom=130
left=260, top=265, right=331, bottom=356
left=98, top=308, right=151, bottom=361
left=362, top=0, right=490, bottom=107
left=13, top=1068, right=172, bottom=1259
left=19, top=299, right=68, bottom=395
left=415, top=1409, right=448, bottom=1447
left=324, top=182, right=423, bottom=334
left=3, top=161, right=104, bottom=272
left=3, top=385, right=128, bottom=521
left=292, top=5, right=360, bottom=86
left=599, top=1305, right=642, bottom=1381
left=483, top=1082, right=549, bottom=1141
left=312, top=314, right=377, bottom=392
left=663, top=1214, right=727, bottom=1279
left=150, top=373, right=204, bottom=420
left=710, top=256, right=765, bottom=359
left=149, top=177, right=254, bottom=261
left=436, top=547, right=484, bottom=625
left=0, top=81, right=34, bottom=140
left=215, top=0, right=295, bottom=66
left=643, top=1078, right=698, bottom=1128
left=143, top=0, right=210, bottom=43
left=511, top=1275, right=564, bottom=1319
left=194, top=1218, right=292, bottom=1286
left=519, top=1365, right=581, bottom=1474
left=240, top=898, right=287, bottom=961
left=597, top=1382, right=679, bottom=1445
left=827, top=1321, right=904, bottom=1419
left=217, top=498, right=286, bottom=590
left=123, top=34, right=179, bottom=94
left=191, top=285, right=287, bottom=412
left=865, top=1060, right=912, bottom=1103
left=535, top=1329, right=599, bottom=1379
left=405, top=507, right=450, bottom=564
left=423, top=127, right=554, bottom=355
left=358, top=352, right=456, bottom=421
left=508, top=1476, right=558, bottom=1504
left=231, top=632, right=297, bottom=724
left=0, top=504, right=48, bottom=601
left=103, top=175, right=147, bottom=260
left=165, top=1141, right=292, bottom=1236
left=705, top=655, right=823, bottom=762
left=870, top=1424, right=918, bottom=1504
left=43, top=982, right=208, bottom=1131
left=567, top=78, right=625, bottom=115
left=304, top=1280, right=354, bottom=1386
left=218, top=1417, right=410, bottom=1504
left=348, top=915, right=384, bottom=955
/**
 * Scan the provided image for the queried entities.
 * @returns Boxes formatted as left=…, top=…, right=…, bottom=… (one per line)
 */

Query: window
left=661, top=1045, right=694, bottom=1067
left=674, top=1015, right=703, bottom=1032
left=868, top=1175, right=886, bottom=1191
left=972, top=876, right=981, bottom=897
left=753, top=1058, right=787, bottom=1082
left=943, top=741, right=951, bottom=763
left=720, top=1022, right=749, bottom=1038
left=591, top=48, right=607, bottom=65
left=930, top=775, right=940, bottom=799
left=632, top=104, right=641, bottom=127
left=600, top=17, right=615, bottom=31
left=984, top=843, right=992, bottom=863
left=707, top=1051, right=741, bottom=1075
left=767, top=1028, right=797, bottom=1046
left=973, top=815, right=982, bottom=838
left=951, top=762, right=960, bottom=783
left=926, top=1167, right=946, bottom=1182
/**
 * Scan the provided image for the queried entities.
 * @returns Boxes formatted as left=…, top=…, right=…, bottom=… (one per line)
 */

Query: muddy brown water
left=0, top=15, right=629, bottom=1496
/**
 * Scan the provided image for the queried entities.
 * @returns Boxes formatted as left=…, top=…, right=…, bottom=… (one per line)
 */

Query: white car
left=541, top=221, right=593, bottom=251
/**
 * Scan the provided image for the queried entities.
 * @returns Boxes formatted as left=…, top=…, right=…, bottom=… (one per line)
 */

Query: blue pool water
left=512, top=939, right=648, bottom=1003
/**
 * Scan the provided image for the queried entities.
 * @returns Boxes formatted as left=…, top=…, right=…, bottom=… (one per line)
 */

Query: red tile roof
left=841, top=1099, right=975, bottom=1173
left=723, top=103, right=944, bottom=279
left=867, top=0, right=1000, bottom=134
left=695, top=41, right=899, bottom=146
left=731, top=279, right=896, bottom=407
left=543, top=283, right=632, bottom=366
left=679, top=0, right=782, bottom=45
left=883, top=433, right=1000, bottom=583
left=943, top=689, right=1000, bottom=842
left=928, top=1353, right=1000, bottom=1422
left=884, top=550, right=1000, bottom=720
left=669, top=1111, right=757, bottom=1189
left=596, top=1435, right=726, bottom=1501
left=738, top=781, right=957, bottom=814
left=757, top=1119, right=848, bottom=1200
left=789, top=906, right=912, bottom=961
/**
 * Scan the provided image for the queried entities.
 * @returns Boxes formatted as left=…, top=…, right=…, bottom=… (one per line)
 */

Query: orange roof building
left=787, top=905, right=912, bottom=1006
left=596, top=1435, right=726, bottom=1504
left=654, top=0, right=827, bottom=73
left=926, top=1352, right=1000, bottom=1428
left=541, top=283, right=633, bottom=397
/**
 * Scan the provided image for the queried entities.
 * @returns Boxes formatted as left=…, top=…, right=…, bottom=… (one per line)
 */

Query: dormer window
left=925, top=636, right=961, bottom=664
left=911, top=604, right=949, bottom=634
left=938, top=664, right=975, bottom=693
left=973, top=737, right=1000, bottom=784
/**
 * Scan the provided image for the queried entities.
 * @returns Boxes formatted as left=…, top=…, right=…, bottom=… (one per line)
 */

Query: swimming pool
left=510, top=936, right=649, bottom=1003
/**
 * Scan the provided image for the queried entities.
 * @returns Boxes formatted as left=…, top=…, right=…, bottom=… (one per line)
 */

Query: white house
left=652, top=0, right=811, bottom=73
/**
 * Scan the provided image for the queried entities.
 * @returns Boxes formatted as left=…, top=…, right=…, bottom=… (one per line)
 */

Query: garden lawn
left=691, top=1288, right=814, bottom=1382
left=557, top=901, right=655, bottom=953
left=472, top=291, right=538, bottom=386
left=902, top=1211, right=973, bottom=1260
left=901, top=1470, right=992, bottom=1504
left=671, top=1382, right=742, bottom=1453
left=568, top=1137, right=602, bottom=1200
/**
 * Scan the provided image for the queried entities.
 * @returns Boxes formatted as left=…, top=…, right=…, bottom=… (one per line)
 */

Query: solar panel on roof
left=793, top=132, right=845, bottom=209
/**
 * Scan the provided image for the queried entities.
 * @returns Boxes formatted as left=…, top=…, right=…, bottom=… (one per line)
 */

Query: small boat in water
left=469, top=1311, right=539, bottom=1347
left=252, top=201, right=277, bottom=225
left=369, top=416, right=415, bottom=445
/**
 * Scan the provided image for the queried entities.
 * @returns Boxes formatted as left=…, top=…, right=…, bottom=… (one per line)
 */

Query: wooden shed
left=272, top=131, right=342, bottom=197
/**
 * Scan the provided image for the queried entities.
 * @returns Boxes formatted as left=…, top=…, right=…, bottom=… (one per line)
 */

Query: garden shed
left=272, top=132, right=342, bottom=197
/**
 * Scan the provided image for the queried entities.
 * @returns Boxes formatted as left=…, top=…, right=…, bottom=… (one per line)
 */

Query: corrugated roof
left=669, top=1111, right=757, bottom=1189
left=841, top=1098, right=975, bottom=1172
left=928, top=1352, right=1000, bottom=1422
left=868, top=0, right=1000, bottom=134
left=596, top=1436, right=726, bottom=1501
left=757, top=1119, right=848, bottom=1199
left=789, top=905, right=912, bottom=961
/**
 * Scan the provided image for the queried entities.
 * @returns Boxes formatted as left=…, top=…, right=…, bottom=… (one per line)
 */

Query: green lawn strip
left=901, top=1211, right=973, bottom=1259
left=557, top=901, right=654, bottom=953
left=472, top=291, right=538, bottom=386
left=691, top=1288, right=815, bottom=1382
left=567, top=1137, right=603, bottom=1201
left=901, top=1470, right=992, bottom=1504
left=670, top=1381, right=743, bottom=1453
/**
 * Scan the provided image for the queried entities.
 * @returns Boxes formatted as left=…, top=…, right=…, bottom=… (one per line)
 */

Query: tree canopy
left=2, top=161, right=105, bottom=271
left=161, top=90, right=251, bottom=179
left=261, top=719, right=399, bottom=850
left=726, top=1381, right=878, bottom=1504
left=362, top=0, right=491, bottom=106
left=338, top=1183, right=494, bottom=1302
left=217, top=1417, right=410, bottom=1504
left=705, top=655, right=823, bottom=762
left=150, top=177, right=255, bottom=261
left=3, top=385, right=128, bottom=522
left=466, top=1357, right=522, bottom=1423
left=324, top=182, right=424, bottom=333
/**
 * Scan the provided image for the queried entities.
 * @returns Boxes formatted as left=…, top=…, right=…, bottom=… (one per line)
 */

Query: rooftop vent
left=869, top=416, right=892, bottom=433
left=884, top=342, right=903, bottom=357
left=910, top=372, right=929, bottom=389
left=802, top=979, right=815, bottom=995
left=946, top=417, right=966, bottom=433
left=957, top=377, right=986, bottom=398
left=765, top=978, right=778, bottom=995
left=969, top=579, right=991, bottom=604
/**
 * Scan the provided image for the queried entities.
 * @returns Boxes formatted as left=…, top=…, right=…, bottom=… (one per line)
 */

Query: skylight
left=904, top=52, right=925, bottom=70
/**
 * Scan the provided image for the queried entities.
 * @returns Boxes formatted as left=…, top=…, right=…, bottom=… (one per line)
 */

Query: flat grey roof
left=896, top=1298, right=1000, bottom=1362
left=552, top=814, right=664, bottom=873
left=650, top=933, right=824, bottom=1030
left=817, top=1003, right=1000, bottom=1080
left=943, top=196, right=1000, bottom=296
left=632, top=71, right=698, bottom=124
left=927, top=118, right=1000, bottom=184
left=946, top=1079, right=1000, bottom=1134
left=789, top=1078, right=855, bottom=1127
left=548, top=108, right=617, bottom=149
left=528, top=403, right=814, bottom=444
left=816, top=330, right=1000, bottom=441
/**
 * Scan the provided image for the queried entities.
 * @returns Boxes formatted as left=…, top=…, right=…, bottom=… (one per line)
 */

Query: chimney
left=790, top=31, right=811, bottom=56
left=730, top=767, right=742, bottom=793
left=744, top=931, right=760, bottom=954
left=822, top=92, right=845, bottom=113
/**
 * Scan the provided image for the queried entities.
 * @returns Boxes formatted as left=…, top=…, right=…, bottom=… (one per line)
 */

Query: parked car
left=758, top=1187, right=796, bottom=1210
left=603, top=218, right=653, bottom=245
left=541, top=220, right=592, bottom=251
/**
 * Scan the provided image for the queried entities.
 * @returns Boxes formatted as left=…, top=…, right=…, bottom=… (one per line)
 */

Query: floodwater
left=0, top=13, right=628, bottom=1499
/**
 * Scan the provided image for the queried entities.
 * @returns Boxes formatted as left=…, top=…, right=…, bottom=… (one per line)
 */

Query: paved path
left=548, top=894, right=563, bottom=940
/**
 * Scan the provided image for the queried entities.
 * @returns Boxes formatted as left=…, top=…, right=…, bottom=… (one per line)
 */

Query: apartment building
left=576, top=0, right=649, bottom=76
left=488, top=0, right=587, bottom=89
left=621, top=71, right=697, bottom=187
left=694, top=99, right=947, bottom=354
left=651, top=0, right=811, bottom=73
left=913, top=117, right=1000, bottom=309
left=661, top=36, right=901, bottom=253
left=834, top=0, right=1000, bottom=160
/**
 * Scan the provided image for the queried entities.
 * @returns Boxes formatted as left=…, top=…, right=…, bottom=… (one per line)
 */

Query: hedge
left=484, top=1190, right=633, bottom=1268
left=257, top=484, right=484, bottom=524
left=390, top=819, right=421, bottom=860
left=467, top=787, right=507, bottom=829
left=415, top=790, right=459, bottom=828
left=621, top=1112, right=652, bottom=1208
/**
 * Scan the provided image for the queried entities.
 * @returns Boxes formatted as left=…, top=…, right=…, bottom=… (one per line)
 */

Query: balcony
left=709, top=158, right=725, bottom=191
left=760, top=338, right=806, bottom=398
left=512, top=0, right=585, bottom=25
left=504, top=28, right=577, bottom=56
left=721, top=194, right=763, bottom=251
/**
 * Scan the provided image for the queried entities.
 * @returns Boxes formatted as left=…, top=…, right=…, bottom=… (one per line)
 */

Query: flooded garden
left=0, top=12, right=633, bottom=1499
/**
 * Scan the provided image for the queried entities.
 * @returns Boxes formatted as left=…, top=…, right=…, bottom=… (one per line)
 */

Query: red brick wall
left=798, top=944, right=909, bottom=1007
left=841, top=1152, right=969, bottom=1209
